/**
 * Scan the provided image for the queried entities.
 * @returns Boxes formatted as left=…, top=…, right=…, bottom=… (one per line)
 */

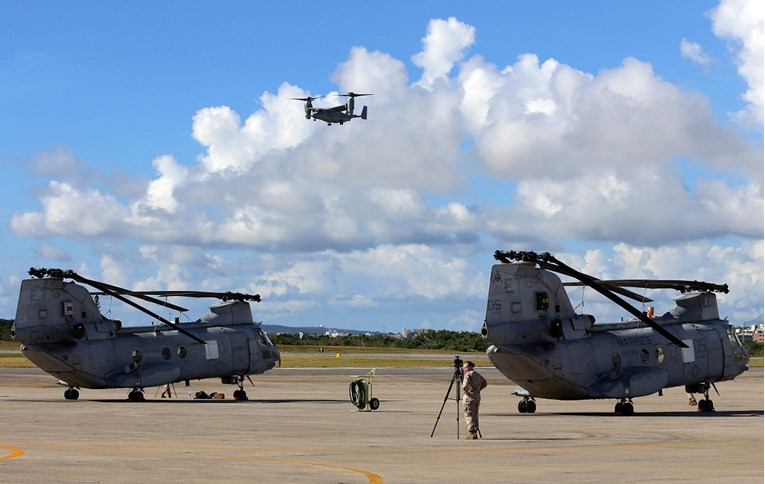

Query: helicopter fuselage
left=13, top=276, right=280, bottom=391
left=482, top=261, right=749, bottom=403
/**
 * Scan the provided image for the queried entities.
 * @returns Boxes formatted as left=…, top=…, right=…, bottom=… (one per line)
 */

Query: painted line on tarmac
left=0, top=446, right=24, bottom=460
left=210, top=453, right=383, bottom=483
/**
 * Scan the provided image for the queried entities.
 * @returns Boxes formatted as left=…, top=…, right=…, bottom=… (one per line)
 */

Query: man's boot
left=464, top=431, right=477, bottom=440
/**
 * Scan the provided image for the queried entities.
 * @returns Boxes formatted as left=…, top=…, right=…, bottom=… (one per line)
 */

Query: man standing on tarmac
left=462, top=361, right=487, bottom=439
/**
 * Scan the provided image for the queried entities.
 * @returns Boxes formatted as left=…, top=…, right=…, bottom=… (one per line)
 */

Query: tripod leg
left=430, top=377, right=455, bottom=437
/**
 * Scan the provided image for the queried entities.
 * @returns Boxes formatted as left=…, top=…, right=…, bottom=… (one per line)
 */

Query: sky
left=0, top=0, right=762, bottom=333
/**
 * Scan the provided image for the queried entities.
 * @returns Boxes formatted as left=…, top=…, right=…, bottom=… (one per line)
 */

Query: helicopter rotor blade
left=76, top=278, right=207, bottom=345
left=563, top=281, right=653, bottom=303
left=128, top=290, right=261, bottom=302
left=494, top=251, right=689, bottom=348
left=29, top=268, right=205, bottom=344
left=29, top=268, right=189, bottom=311
left=569, top=279, right=729, bottom=294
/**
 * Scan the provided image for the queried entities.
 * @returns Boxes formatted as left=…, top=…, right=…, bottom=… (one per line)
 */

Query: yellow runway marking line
left=0, top=446, right=24, bottom=460
left=211, top=454, right=383, bottom=483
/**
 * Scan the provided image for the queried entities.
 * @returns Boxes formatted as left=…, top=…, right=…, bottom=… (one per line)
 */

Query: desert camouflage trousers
left=463, top=399, right=480, bottom=432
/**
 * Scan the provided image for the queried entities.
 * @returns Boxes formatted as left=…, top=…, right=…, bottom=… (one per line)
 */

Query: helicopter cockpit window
left=177, top=345, right=188, bottom=360
left=162, top=347, right=172, bottom=360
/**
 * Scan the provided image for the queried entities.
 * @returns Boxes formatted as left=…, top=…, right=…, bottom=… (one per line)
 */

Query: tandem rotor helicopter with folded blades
left=291, top=91, right=372, bottom=125
left=12, top=268, right=281, bottom=401
left=482, top=250, right=749, bottom=415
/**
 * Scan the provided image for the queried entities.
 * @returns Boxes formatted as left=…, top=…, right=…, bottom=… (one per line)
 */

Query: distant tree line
left=742, top=339, right=764, bottom=357
left=270, top=329, right=491, bottom=353
left=0, top=319, right=12, bottom=341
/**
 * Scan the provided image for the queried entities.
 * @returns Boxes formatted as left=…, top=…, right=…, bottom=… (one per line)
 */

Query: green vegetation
left=270, top=329, right=490, bottom=353
left=0, top=319, right=11, bottom=341
left=742, top=339, right=763, bottom=358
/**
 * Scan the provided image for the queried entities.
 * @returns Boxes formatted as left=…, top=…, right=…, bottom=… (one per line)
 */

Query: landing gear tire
left=698, top=398, right=715, bottom=412
left=369, top=397, right=380, bottom=410
left=518, top=397, right=536, bottom=414
left=233, top=389, right=248, bottom=401
left=64, top=388, right=79, bottom=400
left=615, top=400, right=634, bottom=415
left=128, top=390, right=145, bottom=402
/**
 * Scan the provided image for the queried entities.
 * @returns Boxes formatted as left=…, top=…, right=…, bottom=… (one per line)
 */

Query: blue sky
left=1, top=0, right=762, bottom=332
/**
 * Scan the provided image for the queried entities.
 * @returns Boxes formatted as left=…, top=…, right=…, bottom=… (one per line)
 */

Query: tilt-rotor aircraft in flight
left=291, top=92, right=372, bottom=125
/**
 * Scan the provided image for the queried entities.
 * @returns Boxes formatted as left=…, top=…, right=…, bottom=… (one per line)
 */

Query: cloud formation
left=8, top=6, right=763, bottom=329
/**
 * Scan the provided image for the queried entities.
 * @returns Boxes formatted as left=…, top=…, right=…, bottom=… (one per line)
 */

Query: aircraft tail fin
left=360, top=106, right=367, bottom=120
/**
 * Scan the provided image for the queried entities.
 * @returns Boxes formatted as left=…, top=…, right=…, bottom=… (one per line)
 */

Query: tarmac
left=0, top=366, right=762, bottom=483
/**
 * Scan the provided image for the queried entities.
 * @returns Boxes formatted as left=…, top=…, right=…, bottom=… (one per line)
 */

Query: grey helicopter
left=482, top=250, right=749, bottom=415
left=291, top=92, right=371, bottom=125
left=12, top=268, right=281, bottom=401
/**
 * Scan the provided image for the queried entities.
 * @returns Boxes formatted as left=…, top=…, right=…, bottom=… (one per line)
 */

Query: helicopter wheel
left=518, top=397, right=535, bottom=414
left=615, top=400, right=634, bottom=415
left=233, top=389, right=248, bottom=401
left=526, top=400, right=536, bottom=414
left=64, top=388, right=79, bottom=400
left=128, top=390, right=145, bottom=402
left=697, top=399, right=715, bottom=412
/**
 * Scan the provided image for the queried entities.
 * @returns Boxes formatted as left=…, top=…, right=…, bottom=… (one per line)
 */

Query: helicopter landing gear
left=127, top=389, right=146, bottom=402
left=517, top=396, right=536, bottom=413
left=614, top=399, right=635, bottom=415
left=233, top=376, right=248, bottom=401
left=64, top=387, right=80, bottom=400
left=697, top=398, right=715, bottom=412
left=686, top=382, right=716, bottom=413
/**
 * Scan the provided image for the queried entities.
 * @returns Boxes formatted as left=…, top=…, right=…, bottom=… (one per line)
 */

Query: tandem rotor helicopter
left=482, top=250, right=749, bottom=415
left=12, top=268, right=281, bottom=401
left=291, top=92, right=372, bottom=125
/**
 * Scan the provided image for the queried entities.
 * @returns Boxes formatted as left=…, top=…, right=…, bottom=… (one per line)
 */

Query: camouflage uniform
left=462, top=366, right=487, bottom=438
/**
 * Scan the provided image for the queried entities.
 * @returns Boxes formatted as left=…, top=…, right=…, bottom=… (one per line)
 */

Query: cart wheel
left=369, top=397, right=380, bottom=410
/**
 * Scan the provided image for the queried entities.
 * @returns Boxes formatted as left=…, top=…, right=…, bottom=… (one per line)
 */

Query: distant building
left=736, top=324, right=764, bottom=343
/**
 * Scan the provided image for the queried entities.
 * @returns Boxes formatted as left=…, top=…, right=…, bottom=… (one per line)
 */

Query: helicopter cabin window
left=639, top=348, right=650, bottom=364
left=655, top=345, right=665, bottom=363
left=611, top=352, right=621, bottom=368
left=162, top=347, right=171, bottom=360
left=177, top=345, right=188, bottom=360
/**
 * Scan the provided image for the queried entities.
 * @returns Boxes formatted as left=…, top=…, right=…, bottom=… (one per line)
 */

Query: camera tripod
left=431, top=356, right=474, bottom=439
